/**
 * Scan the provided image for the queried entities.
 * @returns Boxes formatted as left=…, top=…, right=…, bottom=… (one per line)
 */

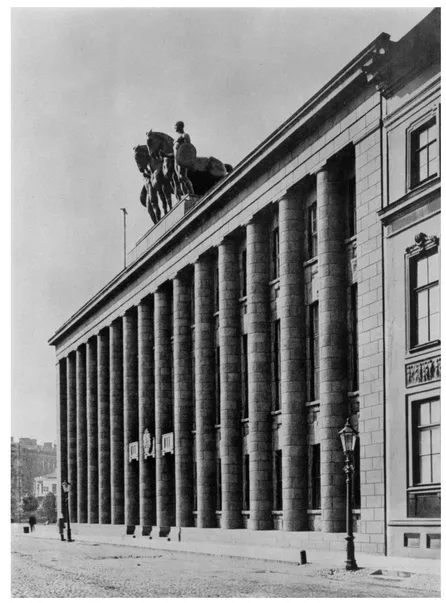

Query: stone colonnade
left=57, top=162, right=348, bottom=532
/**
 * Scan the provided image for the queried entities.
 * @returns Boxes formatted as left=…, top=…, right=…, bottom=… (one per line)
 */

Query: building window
left=409, top=248, right=440, bottom=348
left=408, top=397, right=440, bottom=518
left=193, top=438, right=197, bottom=512
left=214, top=262, right=219, bottom=312
left=243, top=454, right=250, bottom=510
left=410, top=117, right=438, bottom=189
left=190, top=280, right=195, bottom=325
left=215, top=345, right=221, bottom=425
left=273, top=450, right=283, bottom=511
left=308, top=203, right=318, bottom=258
left=349, top=284, right=359, bottom=391
left=347, top=177, right=356, bottom=238
left=216, top=458, right=222, bottom=511
left=242, top=334, right=249, bottom=419
left=240, top=249, right=247, bottom=297
left=311, top=444, right=321, bottom=510
left=272, top=227, right=280, bottom=280
left=191, top=328, right=196, bottom=430
left=309, top=302, right=320, bottom=401
left=52, top=484, right=57, bottom=494
left=272, top=319, right=281, bottom=410
left=353, top=438, right=361, bottom=509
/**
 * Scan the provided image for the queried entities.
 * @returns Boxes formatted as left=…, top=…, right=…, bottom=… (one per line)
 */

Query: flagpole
left=120, top=208, right=127, bottom=269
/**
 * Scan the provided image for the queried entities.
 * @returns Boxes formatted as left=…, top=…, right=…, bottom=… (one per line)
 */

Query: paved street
left=11, top=533, right=440, bottom=598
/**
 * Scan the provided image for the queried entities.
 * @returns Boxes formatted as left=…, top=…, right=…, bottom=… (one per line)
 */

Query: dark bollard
left=300, top=550, right=307, bottom=565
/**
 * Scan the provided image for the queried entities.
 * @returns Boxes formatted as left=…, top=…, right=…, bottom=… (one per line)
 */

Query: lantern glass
left=339, top=419, right=358, bottom=453
left=62, top=480, right=71, bottom=494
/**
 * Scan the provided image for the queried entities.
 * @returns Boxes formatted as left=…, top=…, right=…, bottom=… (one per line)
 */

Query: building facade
left=49, top=10, right=440, bottom=558
left=34, top=472, right=58, bottom=499
left=11, top=438, right=57, bottom=520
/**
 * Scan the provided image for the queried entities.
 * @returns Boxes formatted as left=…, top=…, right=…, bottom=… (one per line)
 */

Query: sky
left=10, top=6, right=433, bottom=443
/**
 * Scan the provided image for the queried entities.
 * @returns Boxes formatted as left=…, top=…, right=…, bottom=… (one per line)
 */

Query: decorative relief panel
left=406, top=356, right=441, bottom=387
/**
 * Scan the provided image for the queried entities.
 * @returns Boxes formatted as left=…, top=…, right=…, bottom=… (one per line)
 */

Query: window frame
left=271, top=226, right=280, bottom=280
left=308, top=202, right=318, bottom=259
left=405, top=234, right=440, bottom=353
left=406, top=391, right=441, bottom=518
left=308, top=302, right=320, bottom=401
left=406, top=108, right=440, bottom=192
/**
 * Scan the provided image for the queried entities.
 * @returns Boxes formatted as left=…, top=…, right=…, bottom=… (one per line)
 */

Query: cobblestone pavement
left=11, top=534, right=440, bottom=598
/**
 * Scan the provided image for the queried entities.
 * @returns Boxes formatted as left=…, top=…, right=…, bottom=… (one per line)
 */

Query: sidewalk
left=12, top=523, right=441, bottom=579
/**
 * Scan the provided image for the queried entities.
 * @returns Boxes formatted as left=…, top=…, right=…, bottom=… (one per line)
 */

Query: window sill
left=269, top=277, right=280, bottom=288
left=241, top=510, right=250, bottom=516
left=407, top=340, right=441, bottom=356
left=388, top=518, right=441, bottom=527
left=271, top=510, right=283, bottom=516
left=344, top=235, right=357, bottom=245
left=407, top=484, right=441, bottom=493
left=241, top=417, right=249, bottom=424
left=409, top=173, right=439, bottom=194
left=304, top=257, right=318, bottom=268
left=306, top=400, right=320, bottom=408
left=270, top=409, right=282, bottom=416
left=238, top=296, right=247, bottom=304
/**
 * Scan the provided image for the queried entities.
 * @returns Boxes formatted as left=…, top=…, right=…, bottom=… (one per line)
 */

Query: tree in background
left=21, top=494, right=39, bottom=514
left=41, top=492, right=57, bottom=523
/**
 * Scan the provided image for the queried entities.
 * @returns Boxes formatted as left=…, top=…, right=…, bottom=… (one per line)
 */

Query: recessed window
left=213, top=262, right=219, bottom=312
left=216, top=458, right=222, bottom=511
left=273, top=450, right=283, bottom=511
left=409, top=248, right=440, bottom=348
left=243, top=454, right=250, bottom=511
left=410, top=117, right=438, bottom=188
left=241, top=334, right=249, bottom=419
left=272, top=227, right=280, bottom=280
left=309, top=302, right=320, bottom=401
left=408, top=396, right=441, bottom=519
left=414, top=398, right=440, bottom=486
left=272, top=320, right=281, bottom=411
left=308, top=203, right=318, bottom=259
left=311, top=444, right=321, bottom=510
left=240, top=249, right=247, bottom=297
left=347, top=177, right=356, bottom=238
left=349, top=284, right=359, bottom=391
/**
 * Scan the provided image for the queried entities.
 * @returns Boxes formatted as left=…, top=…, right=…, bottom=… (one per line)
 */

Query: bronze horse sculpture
left=146, top=130, right=231, bottom=197
left=134, top=145, right=173, bottom=224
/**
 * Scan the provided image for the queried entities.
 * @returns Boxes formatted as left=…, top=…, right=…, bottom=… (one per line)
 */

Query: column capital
left=310, top=161, right=330, bottom=177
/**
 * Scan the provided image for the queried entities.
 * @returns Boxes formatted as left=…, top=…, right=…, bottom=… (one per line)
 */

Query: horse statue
left=147, top=130, right=230, bottom=198
left=134, top=145, right=173, bottom=221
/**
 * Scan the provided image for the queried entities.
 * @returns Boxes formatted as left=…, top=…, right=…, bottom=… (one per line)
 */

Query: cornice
left=378, top=178, right=440, bottom=226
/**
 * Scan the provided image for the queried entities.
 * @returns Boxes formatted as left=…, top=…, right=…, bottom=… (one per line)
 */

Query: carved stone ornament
left=406, top=232, right=439, bottom=255
left=143, top=429, right=155, bottom=459
left=128, top=441, right=139, bottom=462
left=406, top=356, right=441, bottom=387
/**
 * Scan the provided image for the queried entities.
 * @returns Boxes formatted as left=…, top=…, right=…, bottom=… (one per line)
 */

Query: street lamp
left=339, top=417, right=358, bottom=571
left=62, top=480, right=73, bottom=542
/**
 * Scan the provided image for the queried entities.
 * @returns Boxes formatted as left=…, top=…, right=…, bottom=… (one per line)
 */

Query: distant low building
left=34, top=472, right=58, bottom=499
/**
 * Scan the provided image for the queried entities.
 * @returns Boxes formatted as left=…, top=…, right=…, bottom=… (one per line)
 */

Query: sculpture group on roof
left=134, top=121, right=232, bottom=224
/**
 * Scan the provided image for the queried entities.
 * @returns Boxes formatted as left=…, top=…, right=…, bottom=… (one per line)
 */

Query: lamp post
left=62, top=480, right=73, bottom=542
left=339, top=417, right=358, bottom=571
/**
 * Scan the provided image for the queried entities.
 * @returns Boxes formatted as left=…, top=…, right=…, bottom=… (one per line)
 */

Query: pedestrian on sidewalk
left=28, top=516, right=36, bottom=533
left=58, top=516, right=65, bottom=541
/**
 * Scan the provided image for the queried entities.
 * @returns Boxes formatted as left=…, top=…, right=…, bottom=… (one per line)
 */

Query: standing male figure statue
left=173, top=121, right=195, bottom=196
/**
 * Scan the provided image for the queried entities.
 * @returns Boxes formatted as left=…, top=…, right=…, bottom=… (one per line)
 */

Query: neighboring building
left=49, top=10, right=440, bottom=558
left=365, top=14, right=441, bottom=557
left=11, top=438, right=57, bottom=520
left=34, top=472, right=58, bottom=499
